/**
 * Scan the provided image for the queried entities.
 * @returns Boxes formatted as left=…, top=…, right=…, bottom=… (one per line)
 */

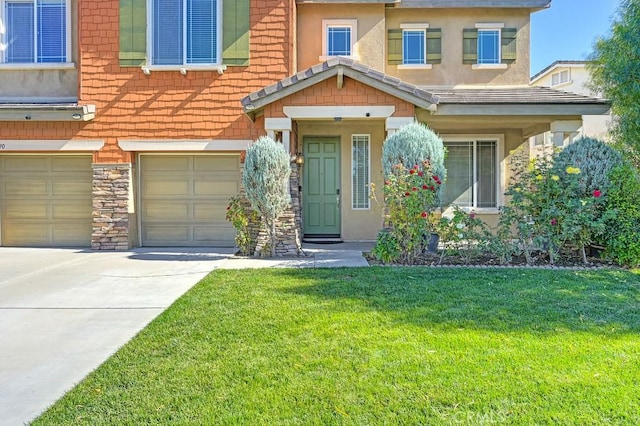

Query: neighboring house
left=529, top=60, right=612, bottom=155
left=0, top=0, right=609, bottom=249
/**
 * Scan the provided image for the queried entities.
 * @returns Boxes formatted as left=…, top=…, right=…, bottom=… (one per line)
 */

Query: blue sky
left=530, top=0, right=622, bottom=76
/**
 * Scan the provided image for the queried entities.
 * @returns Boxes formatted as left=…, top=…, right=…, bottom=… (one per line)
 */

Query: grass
left=34, top=267, right=640, bottom=425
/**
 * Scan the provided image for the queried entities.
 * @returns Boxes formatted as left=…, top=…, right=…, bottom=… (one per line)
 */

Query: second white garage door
left=139, top=155, right=240, bottom=247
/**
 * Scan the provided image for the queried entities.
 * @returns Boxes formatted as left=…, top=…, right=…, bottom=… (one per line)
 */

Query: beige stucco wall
left=296, top=4, right=386, bottom=71
left=385, top=8, right=531, bottom=86
left=297, top=120, right=385, bottom=241
left=0, top=0, right=78, bottom=101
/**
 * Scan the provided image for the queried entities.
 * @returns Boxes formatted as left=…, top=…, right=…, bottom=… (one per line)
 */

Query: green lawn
left=35, top=267, right=640, bottom=425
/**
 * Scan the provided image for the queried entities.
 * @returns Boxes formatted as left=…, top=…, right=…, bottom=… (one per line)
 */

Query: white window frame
left=398, top=23, right=432, bottom=70
left=441, top=134, right=504, bottom=213
left=551, top=69, right=571, bottom=87
left=320, top=19, right=357, bottom=61
left=144, top=0, right=224, bottom=74
left=351, top=134, right=370, bottom=210
left=472, top=23, right=507, bottom=70
left=0, top=0, right=73, bottom=69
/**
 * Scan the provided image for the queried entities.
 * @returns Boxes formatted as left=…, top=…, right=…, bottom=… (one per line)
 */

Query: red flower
left=422, top=185, right=428, bottom=190
left=413, top=164, right=419, bottom=169
left=226, top=206, right=230, bottom=210
left=412, top=187, right=418, bottom=191
left=593, top=189, right=602, bottom=198
left=429, top=185, right=435, bottom=191
left=405, top=192, right=410, bottom=197
left=421, top=211, right=428, bottom=218
left=550, top=218, right=558, bottom=226
left=418, top=171, right=424, bottom=177
left=469, top=212, right=476, bottom=219
left=409, top=169, right=415, bottom=175
left=384, top=180, right=391, bottom=186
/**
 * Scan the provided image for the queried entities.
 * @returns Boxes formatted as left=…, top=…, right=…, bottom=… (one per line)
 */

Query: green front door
left=303, top=137, right=341, bottom=237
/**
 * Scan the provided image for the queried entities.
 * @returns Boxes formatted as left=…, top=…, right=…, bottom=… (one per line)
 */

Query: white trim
left=398, top=64, right=432, bottom=70
left=550, top=120, right=582, bottom=133
left=141, top=65, right=226, bottom=75
left=472, top=63, right=508, bottom=70
left=283, top=106, right=395, bottom=119
left=0, top=62, right=75, bottom=70
left=475, top=22, right=505, bottom=29
left=351, top=134, right=371, bottom=210
left=0, top=140, right=104, bottom=151
left=441, top=134, right=504, bottom=213
left=118, top=139, right=251, bottom=152
left=265, top=117, right=292, bottom=131
left=385, top=116, right=414, bottom=131
left=400, top=23, right=430, bottom=30
left=321, top=19, right=358, bottom=60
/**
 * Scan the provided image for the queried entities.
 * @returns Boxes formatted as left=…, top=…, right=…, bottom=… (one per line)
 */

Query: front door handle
left=336, top=188, right=340, bottom=209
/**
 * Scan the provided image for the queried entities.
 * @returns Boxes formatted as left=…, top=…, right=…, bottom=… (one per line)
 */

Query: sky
left=530, top=0, right=622, bottom=76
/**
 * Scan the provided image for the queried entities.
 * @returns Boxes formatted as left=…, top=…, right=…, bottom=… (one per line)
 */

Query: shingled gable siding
left=119, top=0, right=250, bottom=67
left=463, top=27, right=517, bottom=65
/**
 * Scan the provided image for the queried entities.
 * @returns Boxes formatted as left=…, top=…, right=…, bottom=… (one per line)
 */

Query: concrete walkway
left=0, top=242, right=371, bottom=425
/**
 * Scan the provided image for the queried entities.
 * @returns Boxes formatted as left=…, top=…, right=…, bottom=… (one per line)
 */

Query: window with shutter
left=1, top=0, right=70, bottom=64
left=389, top=24, right=440, bottom=69
left=352, top=134, right=370, bottom=210
left=464, top=24, right=517, bottom=68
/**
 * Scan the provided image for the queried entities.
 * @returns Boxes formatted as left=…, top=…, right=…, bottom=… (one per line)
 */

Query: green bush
left=242, top=136, right=291, bottom=257
left=225, top=196, right=259, bottom=256
left=602, top=163, right=640, bottom=266
left=552, top=136, right=623, bottom=195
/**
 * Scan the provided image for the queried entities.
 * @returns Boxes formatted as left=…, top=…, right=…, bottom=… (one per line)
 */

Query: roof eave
left=0, top=104, right=96, bottom=121
left=434, top=103, right=611, bottom=116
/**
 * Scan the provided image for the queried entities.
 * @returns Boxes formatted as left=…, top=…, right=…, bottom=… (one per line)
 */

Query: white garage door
left=140, top=155, right=240, bottom=247
left=0, top=155, right=92, bottom=247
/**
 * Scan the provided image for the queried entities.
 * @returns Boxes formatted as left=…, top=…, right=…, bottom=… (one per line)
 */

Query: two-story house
left=0, top=0, right=609, bottom=250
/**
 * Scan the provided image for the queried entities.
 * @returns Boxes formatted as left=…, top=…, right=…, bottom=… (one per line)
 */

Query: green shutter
left=119, top=0, right=146, bottom=67
left=387, top=29, right=402, bottom=65
left=426, top=28, right=441, bottom=64
left=222, top=0, right=250, bottom=66
left=501, top=28, right=517, bottom=64
left=462, top=28, right=477, bottom=65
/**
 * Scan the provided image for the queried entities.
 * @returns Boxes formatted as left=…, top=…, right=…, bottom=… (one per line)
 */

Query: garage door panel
left=3, top=156, right=49, bottom=172
left=4, top=225, right=50, bottom=246
left=52, top=224, right=92, bottom=245
left=4, top=180, right=49, bottom=196
left=52, top=181, right=91, bottom=196
left=4, top=202, right=49, bottom=219
left=141, top=155, right=240, bottom=247
left=52, top=203, right=90, bottom=219
left=144, top=180, right=190, bottom=196
left=52, top=156, right=91, bottom=171
left=194, top=156, right=239, bottom=171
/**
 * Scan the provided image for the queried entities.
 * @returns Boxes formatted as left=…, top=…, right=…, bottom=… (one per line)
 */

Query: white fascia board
left=265, top=118, right=293, bottom=131
left=283, top=106, right=395, bottom=119
left=550, top=120, right=583, bottom=133
left=435, top=104, right=610, bottom=116
left=118, top=140, right=252, bottom=151
left=0, top=140, right=104, bottom=151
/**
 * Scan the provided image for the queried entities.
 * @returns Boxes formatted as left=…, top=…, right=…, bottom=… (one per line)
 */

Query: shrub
left=382, top=122, right=445, bottom=199
left=225, top=196, right=259, bottom=256
left=242, top=136, right=291, bottom=257
left=602, top=162, right=640, bottom=266
left=434, top=207, right=490, bottom=264
left=552, top=136, right=623, bottom=195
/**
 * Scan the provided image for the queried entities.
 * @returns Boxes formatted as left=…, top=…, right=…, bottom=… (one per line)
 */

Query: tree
left=588, top=0, right=640, bottom=159
left=242, top=136, right=291, bottom=257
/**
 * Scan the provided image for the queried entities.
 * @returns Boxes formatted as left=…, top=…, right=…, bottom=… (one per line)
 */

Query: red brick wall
left=1, top=0, right=294, bottom=163
left=264, top=76, right=415, bottom=118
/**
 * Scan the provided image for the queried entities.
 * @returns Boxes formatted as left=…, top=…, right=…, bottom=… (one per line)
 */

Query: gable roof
left=242, top=57, right=610, bottom=117
left=530, top=60, right=588, bottom=84
left=241, top=56, right=439, bottom=114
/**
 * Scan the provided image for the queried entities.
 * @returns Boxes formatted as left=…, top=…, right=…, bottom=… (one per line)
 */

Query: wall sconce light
left=295, top=153, right=304, bottom=165
left=71, top=113, right=82, bottom=120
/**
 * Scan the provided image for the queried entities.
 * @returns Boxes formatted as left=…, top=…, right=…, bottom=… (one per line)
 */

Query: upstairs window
left=321, top=19, right=356, bottom=60
left=150, top=0, right=220, bottom=66
left=463, top=24, right=516, bottom=68
left=477, top=29, right=500, bottom=64
left=1, top=0, right=70, bottom=64
left=551, top=70, right=570, bottom=86
left=388, top=25, right=441, bottom=68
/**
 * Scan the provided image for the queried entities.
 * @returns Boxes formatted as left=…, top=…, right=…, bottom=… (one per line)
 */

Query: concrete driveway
left=0, top=247, right=234, bottom=425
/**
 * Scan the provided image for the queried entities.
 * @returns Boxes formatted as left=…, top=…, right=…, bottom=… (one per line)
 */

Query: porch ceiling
left=0, top=103, right=96, bottom=121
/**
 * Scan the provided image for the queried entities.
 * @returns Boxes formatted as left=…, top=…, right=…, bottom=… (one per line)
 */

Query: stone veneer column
left=92, top=164, right=132, bottom=250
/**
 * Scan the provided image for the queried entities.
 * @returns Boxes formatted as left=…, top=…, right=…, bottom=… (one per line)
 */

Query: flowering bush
left=435, top=207, right=490, bottom=264
left=372, top=161, right=442, bottom=263
left=500, top=153, right=609, bottom=265
left=226, top=196, right=259, bottom=256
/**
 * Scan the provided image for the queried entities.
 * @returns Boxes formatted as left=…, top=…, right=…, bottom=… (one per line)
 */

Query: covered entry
left=139, top=155, right=240, bottom=247
left=0, top=155, right=92, bottom=247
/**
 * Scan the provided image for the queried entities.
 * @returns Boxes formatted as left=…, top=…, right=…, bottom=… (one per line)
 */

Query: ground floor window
left=443, top=139, right=498, bottom=209
left=351, top=134, right=370, bottom=209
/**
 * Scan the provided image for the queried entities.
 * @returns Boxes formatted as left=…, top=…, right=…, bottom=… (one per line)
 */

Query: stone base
left=91, top=164, right=132, bottom=250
